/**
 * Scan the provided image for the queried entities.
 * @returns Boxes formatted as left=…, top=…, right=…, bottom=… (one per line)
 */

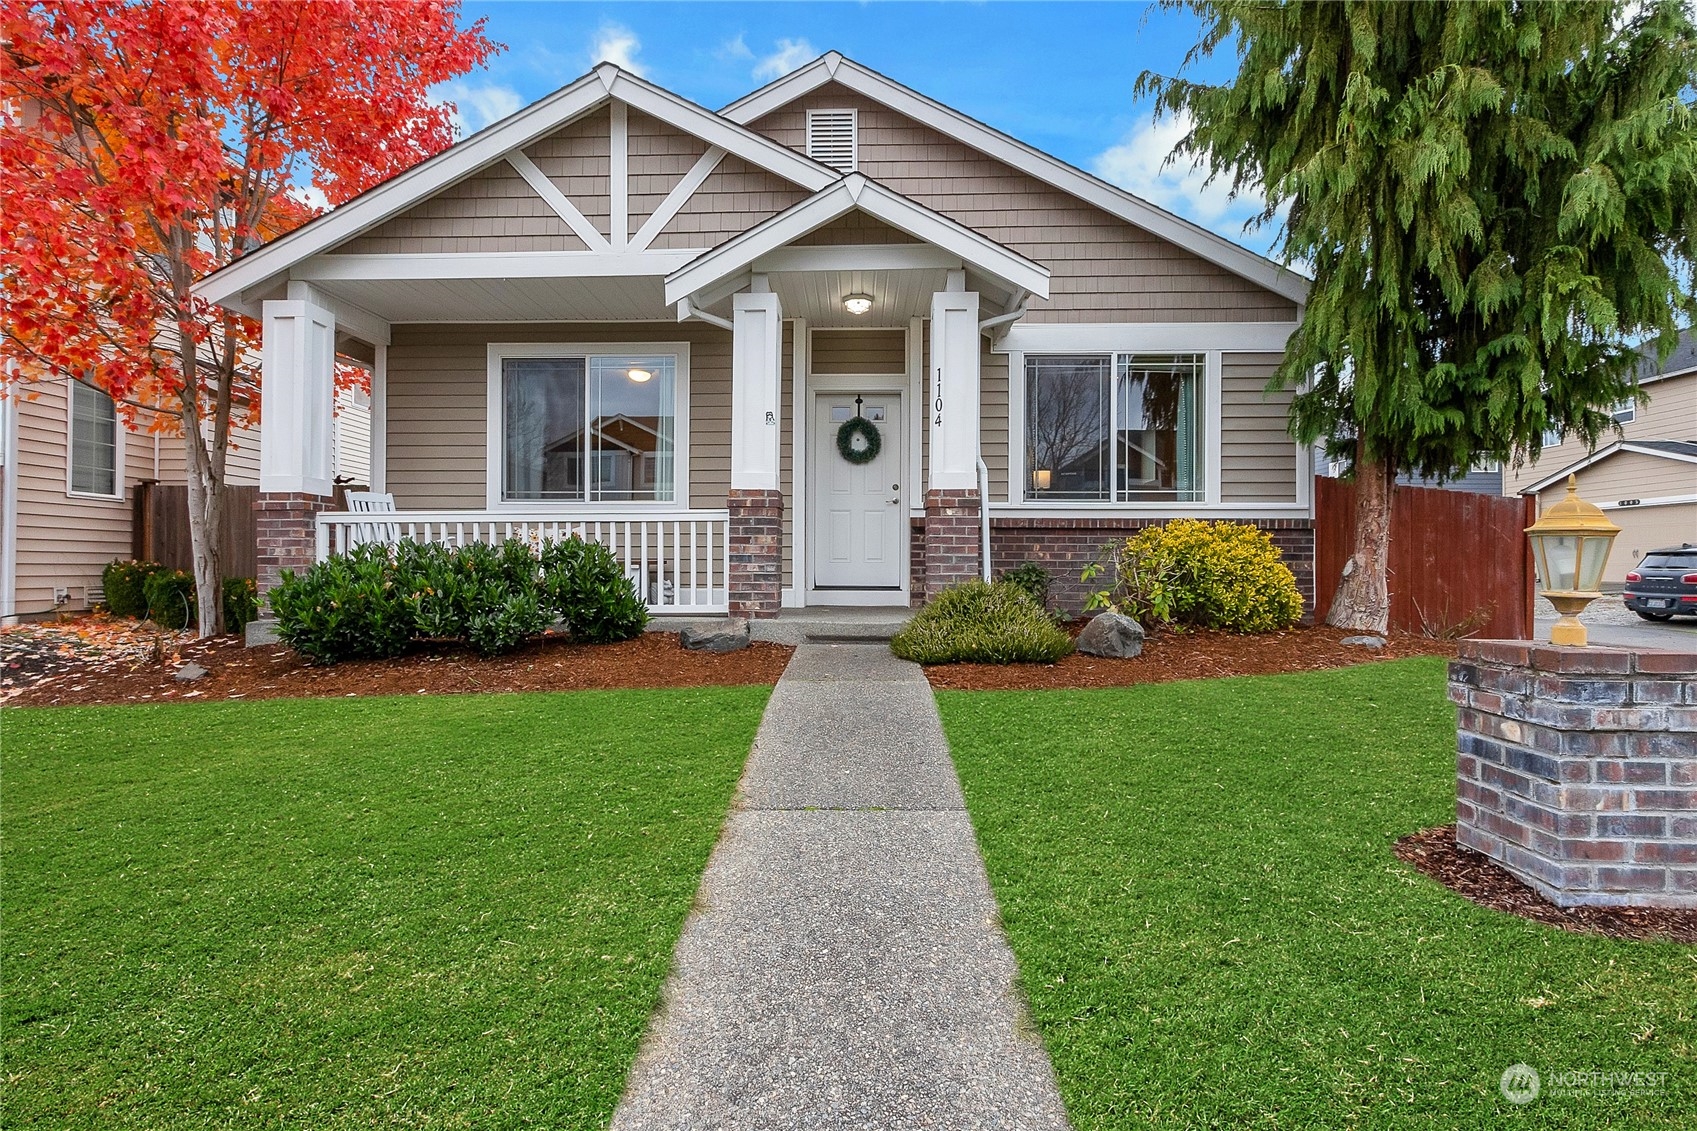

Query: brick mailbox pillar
left=1448, top=640, right=1697, bottom=908
left=727, top=488, right=782, bottom=618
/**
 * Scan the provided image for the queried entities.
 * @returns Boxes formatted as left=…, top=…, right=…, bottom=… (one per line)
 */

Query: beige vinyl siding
left=339, top=158, right=587, bottom=255
left=981, top=345, right=1009, bottom=502
left=793, top=211, right=920, bottom=246
left=334, top=392, right=372, bottom=485
left=751, top=85, right=1297, bottom=323
left=383, top=322, right=732, bottom=511
left=628, top=108, right=708, bottom=238
left=810, top=328, right=906, bottom=374
left=1504, top=372, right=1697, bottom=496
left=1219, top=352, right=1299, bottom=502
left=649, top=154, right=810, bottom=250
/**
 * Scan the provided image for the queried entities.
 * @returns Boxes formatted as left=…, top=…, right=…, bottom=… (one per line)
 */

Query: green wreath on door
left=836, top=415, right=882, bottom=465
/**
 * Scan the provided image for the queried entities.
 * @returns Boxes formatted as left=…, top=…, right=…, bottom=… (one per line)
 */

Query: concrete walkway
left=610, top=644, right=1071, bottom=1130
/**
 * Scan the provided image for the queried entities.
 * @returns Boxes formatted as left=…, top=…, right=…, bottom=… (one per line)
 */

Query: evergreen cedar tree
left=1140, top=0, right=1697, bottom=632
left=0, top=1, right=498, bottom=635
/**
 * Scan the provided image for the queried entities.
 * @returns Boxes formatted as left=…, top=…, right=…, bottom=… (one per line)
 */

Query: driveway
left=1532, top=594, right=1697, bottom=650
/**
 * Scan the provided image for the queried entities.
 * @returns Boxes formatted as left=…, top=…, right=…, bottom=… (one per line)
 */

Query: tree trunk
left=1325, top=440, right=1395, bottom=634
left=181, top=422, right=224, bottom=636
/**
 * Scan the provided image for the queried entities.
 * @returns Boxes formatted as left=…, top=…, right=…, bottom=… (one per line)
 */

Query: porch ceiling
left=305, top=275, right=669, bottom=324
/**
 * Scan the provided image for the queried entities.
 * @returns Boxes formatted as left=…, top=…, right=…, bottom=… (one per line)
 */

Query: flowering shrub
left=1098, top=520, right=1303, bottom=634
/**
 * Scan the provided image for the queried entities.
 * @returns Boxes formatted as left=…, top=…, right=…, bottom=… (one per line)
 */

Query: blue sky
left=433, top=1, right=1280, bottom=256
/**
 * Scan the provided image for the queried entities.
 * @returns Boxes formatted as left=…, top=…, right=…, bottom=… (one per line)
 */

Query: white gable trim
left=1520, top=441, right=1697, bottom=496
left=723, top=53, right=1310, bottom=307
left=504, top=151, right=610, bottom=251
left=631, top=147, right=726, bottom=251
left=664, top=173, right=1049, bottom=307
left=195, top=66, right=836, bottom=309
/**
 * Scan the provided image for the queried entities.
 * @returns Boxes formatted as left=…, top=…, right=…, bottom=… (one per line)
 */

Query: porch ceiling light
left=626, top=367, right=653, bottom=383
left=842, top=293, right=873, bottom=316
left=1526, top=474, right=1620, bottom=647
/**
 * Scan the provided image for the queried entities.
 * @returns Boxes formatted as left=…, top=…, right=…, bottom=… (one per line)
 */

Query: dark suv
left=1624, top=544, right=1697, bottom=621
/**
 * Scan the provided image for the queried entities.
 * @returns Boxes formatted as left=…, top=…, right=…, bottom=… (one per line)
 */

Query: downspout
left=976, top=457, right=992, bottom=583
left=0, top=362, right=16, bottom=623
left=978, top=290, right=1029, bottom=339
left=677, top=296, right=733, bottom=332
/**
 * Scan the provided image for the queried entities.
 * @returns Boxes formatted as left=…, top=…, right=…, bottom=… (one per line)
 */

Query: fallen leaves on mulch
left=923, top=624, right=1459, bottom=690
left=8, top=630, right=794, bottom=708
left=1396, top=825, right=1697, bottom=944
left=0, top=615, right=195, bottom=701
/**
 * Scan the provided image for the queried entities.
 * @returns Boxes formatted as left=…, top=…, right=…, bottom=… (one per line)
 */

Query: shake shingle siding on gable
left=749, top=84, right=1298, bottom=324
left=338, top=158, right=589, bottom=254
left=648, top=155, right=812, bottom=250
left=627, top=109, right=709, bottom=237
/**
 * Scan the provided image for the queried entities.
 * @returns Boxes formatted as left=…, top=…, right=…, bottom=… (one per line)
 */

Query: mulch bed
left=1395, top=825, right=1697, bottom=943
left=923, top=624, right=1459, bottom=690
left=9, top=631, right=795, bottom=708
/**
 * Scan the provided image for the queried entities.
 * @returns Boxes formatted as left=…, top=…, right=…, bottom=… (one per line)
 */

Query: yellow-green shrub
left=1110, top=520, right=1303, bottom=633
left=891, top=580, right=1073, bottom=665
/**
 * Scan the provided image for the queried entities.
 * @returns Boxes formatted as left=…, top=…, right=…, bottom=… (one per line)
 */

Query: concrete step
left=646, top=608, right=913, bottom=646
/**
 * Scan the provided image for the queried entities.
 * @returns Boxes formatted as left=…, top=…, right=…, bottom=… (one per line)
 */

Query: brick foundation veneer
left=728, top=488, right=783, bottom=618
left=255, top=491, right=332, bottom=597
left=1448, top=640, right=1697, bottom=909
left=923, top=489, right=982, bottom=599
left=989, top=517, right=1316, bottom=615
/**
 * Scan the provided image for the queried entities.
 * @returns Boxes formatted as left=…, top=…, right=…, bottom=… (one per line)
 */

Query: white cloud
left=294, top=181, right=332, bottom=214
left=718, top=34, right=753, bottom=63
left=434, top=81, right=524, bottom=139
left=753, top=38, right=817, bottom=81
left=591, top=22, right=644, bottom=76
left=1091, top=111, right=1271, bottom=232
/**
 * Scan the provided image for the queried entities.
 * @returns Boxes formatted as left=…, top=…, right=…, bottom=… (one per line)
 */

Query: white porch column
left=730, top=291, right=783, bottom=491
left=928, top=289, right=980, bottom=490
left=259, top=299, right=336, bottom=496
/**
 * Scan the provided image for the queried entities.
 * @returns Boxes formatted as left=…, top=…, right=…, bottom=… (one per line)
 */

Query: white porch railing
left=314, top=508, right=732, bottom=615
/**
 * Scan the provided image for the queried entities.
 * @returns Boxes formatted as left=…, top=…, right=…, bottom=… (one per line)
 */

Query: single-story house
left=1520, top=440, right=1697, bottom=587
left=193, top=53, right=1314, bottom=617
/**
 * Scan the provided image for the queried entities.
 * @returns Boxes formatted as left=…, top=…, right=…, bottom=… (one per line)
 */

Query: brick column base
left=727, top=488, right=783, bottom=618
left=1448, top=640, right=1697, bottom=909
left=924, top=488, right=981, bottom=600
left=256, top=491, right=332, bottom=599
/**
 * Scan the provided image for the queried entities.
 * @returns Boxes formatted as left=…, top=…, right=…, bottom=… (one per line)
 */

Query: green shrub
left=1106, top=519, right=1303, bottom=634
left=891, top=580, right=1074, bottom=665
left=999, top=562, right=1051, bottom=609
left=222, top=577, right=259, bottom=634
left=142, top=569, right=197, bottom=630
left=540, top=537, right=648, bottom=643
left=268, top=543, right=415, bottom=664
left=102, top=560, right=164, bottom=618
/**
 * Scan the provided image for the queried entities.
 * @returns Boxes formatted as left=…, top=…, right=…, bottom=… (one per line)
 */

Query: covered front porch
left=245, top=176, right=1049, bottom=618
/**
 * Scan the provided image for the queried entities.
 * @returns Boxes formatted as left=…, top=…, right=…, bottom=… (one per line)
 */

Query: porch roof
left=664, top=173, right=1050, bottom=325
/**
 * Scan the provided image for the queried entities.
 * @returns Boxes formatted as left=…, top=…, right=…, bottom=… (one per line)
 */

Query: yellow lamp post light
left=1525, top=475, right=1621, bottom=647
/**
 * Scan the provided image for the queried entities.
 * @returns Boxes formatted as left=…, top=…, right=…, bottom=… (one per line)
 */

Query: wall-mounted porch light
left=1526, top=475, right=1620, bottom=647
left=842, top=293, right=873, bottom=316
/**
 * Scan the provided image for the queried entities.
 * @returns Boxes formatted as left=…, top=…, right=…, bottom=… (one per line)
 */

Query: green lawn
left=939, top=659, right=1694, bottom=1129
left=2, top=688, right=769, bottom=1129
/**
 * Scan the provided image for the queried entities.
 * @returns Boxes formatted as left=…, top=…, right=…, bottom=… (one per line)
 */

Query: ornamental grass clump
left=891, top=580, right=1074, bottom=665
left=1108, top=519, right=1303, bottom=633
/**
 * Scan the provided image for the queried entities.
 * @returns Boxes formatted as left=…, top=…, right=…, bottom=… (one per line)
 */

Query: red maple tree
left=1, top=1, right=497, bottom=634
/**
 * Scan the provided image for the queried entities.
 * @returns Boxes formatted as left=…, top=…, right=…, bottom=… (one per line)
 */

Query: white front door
left=811, top=393, right=905, bottom=589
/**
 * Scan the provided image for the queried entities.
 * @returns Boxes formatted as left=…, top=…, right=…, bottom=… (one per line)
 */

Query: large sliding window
left=1025, top=353, right=1204, bottom=503
left=69, top=380, right=120, bottom=497
left=502, top=352, right=678, bottom=503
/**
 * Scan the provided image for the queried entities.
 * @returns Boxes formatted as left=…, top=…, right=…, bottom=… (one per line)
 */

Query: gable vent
left=806, top=108, right=857, bottom=173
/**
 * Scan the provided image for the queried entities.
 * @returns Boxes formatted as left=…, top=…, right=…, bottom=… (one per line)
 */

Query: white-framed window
left=1023, top=353, right=1205, bottom=503
left=806, top=108, right=857, bottom=173
left=67, top=380, right=121, bottom=498
left=1610, top=398, right=1636, bottom=424
left=486, top=344, right=689, bottom=507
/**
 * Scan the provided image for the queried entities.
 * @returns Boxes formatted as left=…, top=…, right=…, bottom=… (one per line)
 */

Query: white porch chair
left=344, top=491, right=399, bottom=549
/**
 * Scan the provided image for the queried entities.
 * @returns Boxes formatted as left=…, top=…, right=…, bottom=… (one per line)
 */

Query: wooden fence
left=133, top=482, right=258, bottom=581
left=1314, top=477, right=1537, bottom=640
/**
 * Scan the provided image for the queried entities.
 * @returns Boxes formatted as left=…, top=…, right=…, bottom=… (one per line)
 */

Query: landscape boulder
left=173, top=662, right=210, bottom=682
left=1341, top=635, right=1387, bottom=649
left=680, top=619, right=751, bottom=653
left=1076, top=611, right=1145, bottom=659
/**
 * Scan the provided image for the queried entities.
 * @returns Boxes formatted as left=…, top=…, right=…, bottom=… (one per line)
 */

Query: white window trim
left=65, top=379, right=125, bottom=501
left=484, top=342, right=692, bottom=511
left=1012, top=349, right=1217, bottom=509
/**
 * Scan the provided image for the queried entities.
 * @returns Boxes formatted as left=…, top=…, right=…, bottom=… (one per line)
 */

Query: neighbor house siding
left=1536, top=451, right=1697, bottom=585
left=1504, top=372, right=1697, bottom=497
left=749, top=85, right=1298, bottom=324
left=1219, top=352, right=1299, bottom=502
left=383, top=322, right=733, bottom=512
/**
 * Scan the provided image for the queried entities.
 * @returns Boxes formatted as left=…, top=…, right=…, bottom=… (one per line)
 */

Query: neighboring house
left=1506, top=333, right=1697, bottom=586
left=193, top=53, right=1314, bottom=617
left=1315, top=449, right=1505, bottom=495
left=0, top=374, right=369, bottom=621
